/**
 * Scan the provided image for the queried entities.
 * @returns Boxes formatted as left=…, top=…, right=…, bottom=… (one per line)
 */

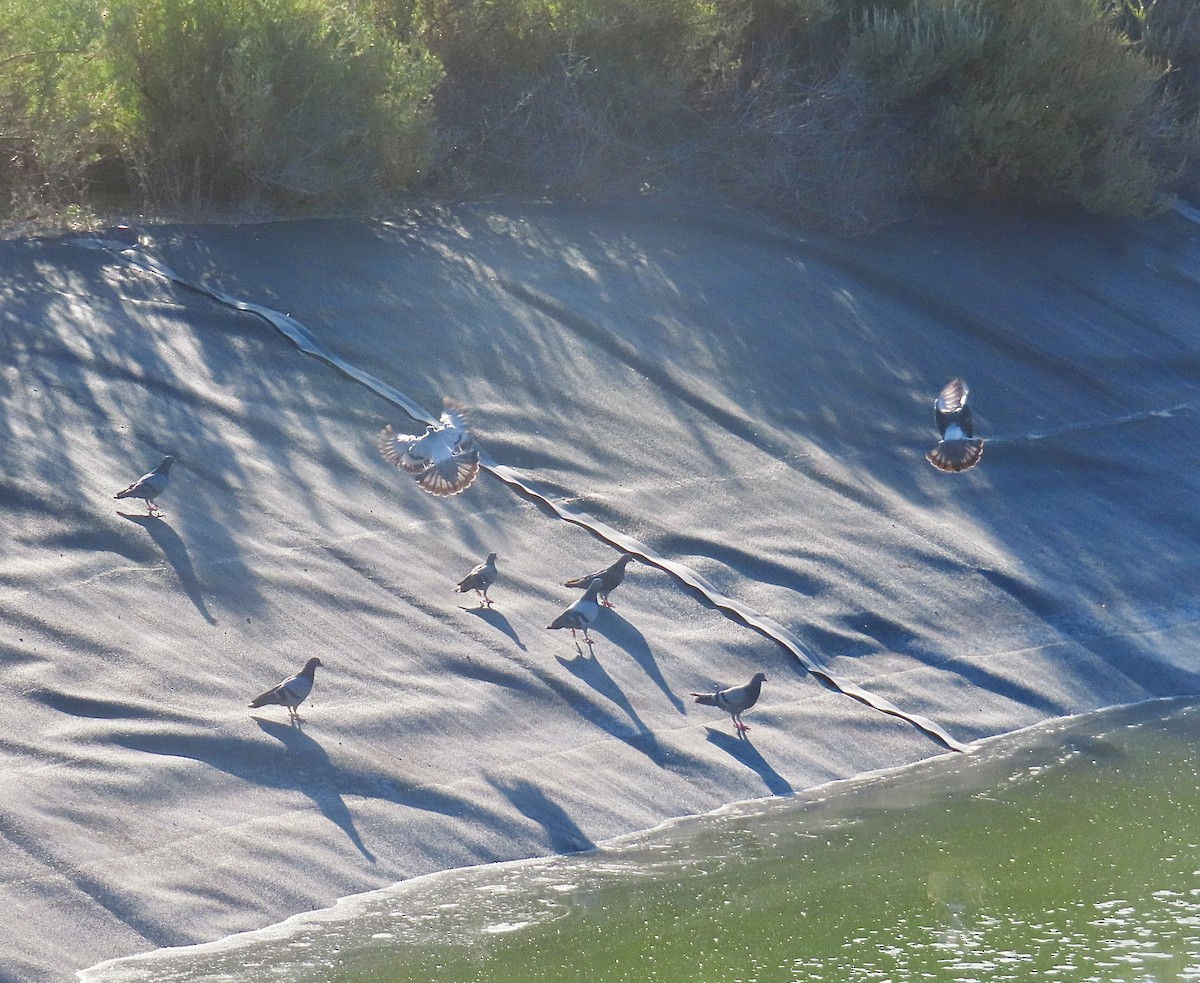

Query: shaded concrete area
left=0, top=200, right=1198, bottom=980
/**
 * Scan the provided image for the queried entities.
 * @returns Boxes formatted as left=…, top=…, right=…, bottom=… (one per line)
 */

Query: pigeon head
left=305, top=657, right=323, bottom=671
left=486, top=552, right=498, bottom=563
left=159, top=455, right=175, bottom=471
left=752, top=672, right=767, bottom=684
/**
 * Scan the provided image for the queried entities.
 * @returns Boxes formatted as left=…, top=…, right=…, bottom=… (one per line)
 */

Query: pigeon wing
left=249, top=672, right=312, bottom=709
left=563, top=566, right=608, bottom=589
left=933, top=378, right=971, bottom=436
left=440, top=401, right=471, bottom=434
left=378, top=425, right=428, bottom=474
left=116, top=468, right=166, bottom=500
left=455, top=560, right=494, bottom=592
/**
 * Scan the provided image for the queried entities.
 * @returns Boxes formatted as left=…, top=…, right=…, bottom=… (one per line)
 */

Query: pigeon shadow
left=548, top=653, right=660, bottom=757
left=489, top=776, right=595, bottom=855
left=252, top=717, right=376, bottom=860
left=595, top=612, right=684, bottom=713
left=705, top=729, right=794, bottom=796
left=463, top=605, right=526, bottom=650
left=120, top=513, right=217, bottom=625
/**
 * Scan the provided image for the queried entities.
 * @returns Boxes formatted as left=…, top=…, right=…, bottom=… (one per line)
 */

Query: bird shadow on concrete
left=595, top=612, right=684, bottom=713
left=120, top=513, right=217, bottom=625
left=111, top=718, right=380, bottom=862
left=705, top=729, right=793, bottom=796
left=489, top=776, right=595, bottom=855
left=462, top=605, right=526, bottom=651
left=548, top=651, right=661, bottom=758
left=253, top=717, right=376, bottom=861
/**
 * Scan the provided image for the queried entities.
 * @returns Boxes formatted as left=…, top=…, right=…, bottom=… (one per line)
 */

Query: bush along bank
left=3, top=0, right=1198, bottom=232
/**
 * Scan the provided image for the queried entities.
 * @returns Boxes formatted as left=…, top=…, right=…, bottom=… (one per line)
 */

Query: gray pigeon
left=564, top=553, right=635, bottom=608
left=378, top=401, right=480, bottom=497
left=115, top=455, right=174, bottom=516
left=547, top=579, right=604, bottom=645
left=249, top=657, right=323, bottom=722
left=691, top=672, right=767, bottom=734
left=927, top=378, right=984, bottom=473
left=454, top=552, right=498, bottom=607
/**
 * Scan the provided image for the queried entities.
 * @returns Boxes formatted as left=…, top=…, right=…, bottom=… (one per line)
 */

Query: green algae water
left=82, top=699, right=1200, bottom=983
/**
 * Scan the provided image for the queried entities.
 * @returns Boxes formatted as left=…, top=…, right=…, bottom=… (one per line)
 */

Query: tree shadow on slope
left=92, top=206, right=1200, bottom=737
left=110, top=720, right=507, bottom=862
left=0, top=238, right=269, bottom=620
left=488, top=776, right=595, bottom=856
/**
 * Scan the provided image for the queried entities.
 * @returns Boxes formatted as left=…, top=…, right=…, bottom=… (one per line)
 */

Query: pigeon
left=547, top=579, right=604, bottom=645
left=454, top=552, right=498, bottom=607
left=691, top=672, right=767, bottom=734
left=378, top=401, right=480, bottom=497
left=115, top=455, right=174, bottom=516
left=927, top=378, right=984, bottom=473
left=249, top=657, right=323, bottom=722
left=564, top=553, right=636, bottom=608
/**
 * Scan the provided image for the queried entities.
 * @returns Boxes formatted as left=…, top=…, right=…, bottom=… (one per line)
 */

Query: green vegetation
left=2, top=0, right=1198, bottom=231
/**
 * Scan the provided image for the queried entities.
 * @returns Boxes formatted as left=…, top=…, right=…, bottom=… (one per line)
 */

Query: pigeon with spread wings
left=378, top=401, right=480, bottom=497
left=927, top=378, right=984, bottom=473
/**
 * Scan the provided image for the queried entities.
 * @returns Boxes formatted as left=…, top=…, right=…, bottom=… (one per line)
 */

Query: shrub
left=0, top=0, right=123, bottom=217
left=415, top=0, right=730, bottom=196
left=846, top=0, right=1190, bottom=214
left=3, top=0, right=1199, bottom=230
left=102, top=0, right=441, bottom=208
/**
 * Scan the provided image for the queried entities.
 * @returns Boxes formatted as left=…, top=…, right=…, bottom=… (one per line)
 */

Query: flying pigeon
left=454, top=552, right=498, bottom=607
left=927, top=378, right=984, bottom=473
left=115, top=455, right=174, bottom=516
left=547, top=579, right=604, bottom=645
left=691, top=672, right=767, bottom=734
left=378, top=401, right=480, bottom=497
left=249, top=657, right=323, bottom=722
left=564, top=553, right=636, bottom=608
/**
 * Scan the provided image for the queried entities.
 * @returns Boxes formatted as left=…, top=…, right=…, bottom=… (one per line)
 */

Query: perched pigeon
left=927, top=378, right=984, bottom=473
left=547, top=579, right=604, bottom=644
left=249, top=657, right=323, bottom=722
left=564, top=553, right=636, bottom=608
left=378, top=401, right=480, bottom=497
left=454, top=552, right=498, bottom=607
left=115, top=455, right=174, bottom=516
left=691, top=672, right=767, bottom=734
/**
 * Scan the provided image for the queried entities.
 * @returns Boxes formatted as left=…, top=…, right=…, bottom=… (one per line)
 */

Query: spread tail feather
left=418, top=452, right=480, bottom=496
left=927, top=438, right=984, bottom=473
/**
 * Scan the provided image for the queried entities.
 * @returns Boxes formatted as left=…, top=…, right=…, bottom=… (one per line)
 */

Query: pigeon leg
left=582, top=628, right=595, bottom=645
